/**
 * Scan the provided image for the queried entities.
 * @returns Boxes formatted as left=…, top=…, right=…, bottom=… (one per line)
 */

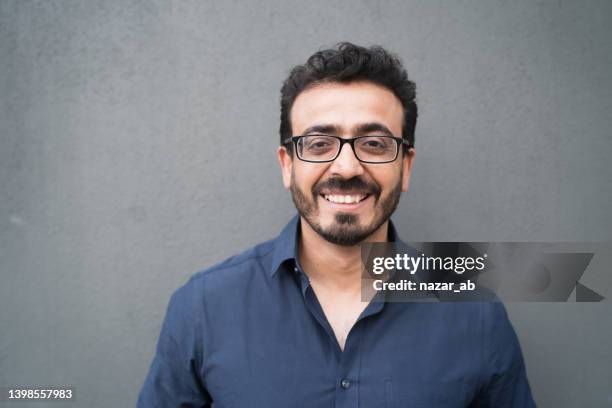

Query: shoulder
left=477, top=300, right=526, bottom=374
left=195, top=237, right=275, bottom=280
left=171, top=237, right=277, bottom=306
left=472, top=304, right=535, bottom=404
left=478, top=299, right=515, bottom=337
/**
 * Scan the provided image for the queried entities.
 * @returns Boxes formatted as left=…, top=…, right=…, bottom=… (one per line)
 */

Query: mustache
left=312, top=176, right=381, bottom=198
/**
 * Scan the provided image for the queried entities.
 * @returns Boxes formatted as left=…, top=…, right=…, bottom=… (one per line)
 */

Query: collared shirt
left=138, top=215, right=535, bottom=407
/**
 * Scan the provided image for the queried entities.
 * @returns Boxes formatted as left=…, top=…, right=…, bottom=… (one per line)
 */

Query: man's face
left=278, top=81, right=415, bottom=246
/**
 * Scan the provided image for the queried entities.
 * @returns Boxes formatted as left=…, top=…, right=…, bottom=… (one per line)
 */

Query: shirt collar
left=269, top=214, right=402, bottom=277
left=270, top=215, right=300, bottom=277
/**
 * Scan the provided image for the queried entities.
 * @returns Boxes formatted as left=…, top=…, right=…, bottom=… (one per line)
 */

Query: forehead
left=290, top=81, right=404, bottom=136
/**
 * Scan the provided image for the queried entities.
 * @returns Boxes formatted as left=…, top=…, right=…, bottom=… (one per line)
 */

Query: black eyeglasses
left=282, top=134, right=412, bottom=164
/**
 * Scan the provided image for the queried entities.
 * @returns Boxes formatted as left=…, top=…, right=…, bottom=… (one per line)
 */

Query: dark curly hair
left=280, top=42, right=417, bottom=153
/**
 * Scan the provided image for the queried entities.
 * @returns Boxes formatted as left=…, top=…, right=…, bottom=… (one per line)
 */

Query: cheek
left=369, top=168, right=401, bottom=192
left=293, top=164, right=327, bottom=192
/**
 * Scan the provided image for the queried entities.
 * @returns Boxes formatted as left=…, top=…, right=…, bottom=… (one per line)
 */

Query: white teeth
left=323, top=194, right=367, bottom=204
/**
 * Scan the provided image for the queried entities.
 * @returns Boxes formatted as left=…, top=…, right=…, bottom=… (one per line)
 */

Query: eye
left=311, top=140, right=332, bottom=148
left=364, top=139, right=384, bottom=148
left=298, top=135, right=338, bottom=158
left=303, top=136, right=335, bottom=150
left=359, top=136, right=391, bottom=149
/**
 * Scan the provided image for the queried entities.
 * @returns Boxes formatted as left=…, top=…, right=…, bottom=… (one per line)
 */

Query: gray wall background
left=1, top=1, right=611, bottom=406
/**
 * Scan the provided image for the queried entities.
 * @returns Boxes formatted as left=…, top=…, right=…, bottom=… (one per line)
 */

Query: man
left=138, top=42, right=535, bottom=407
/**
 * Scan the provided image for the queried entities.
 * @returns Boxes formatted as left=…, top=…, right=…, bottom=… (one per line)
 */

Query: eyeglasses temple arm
left=400, top=139, right=413, bottom=148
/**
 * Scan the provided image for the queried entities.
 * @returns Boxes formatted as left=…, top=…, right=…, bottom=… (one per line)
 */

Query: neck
left=298, top=218, right=389, bottom=291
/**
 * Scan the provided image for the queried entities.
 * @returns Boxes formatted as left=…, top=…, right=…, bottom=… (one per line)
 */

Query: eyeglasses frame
left=282, top=134, right=413, bottom=164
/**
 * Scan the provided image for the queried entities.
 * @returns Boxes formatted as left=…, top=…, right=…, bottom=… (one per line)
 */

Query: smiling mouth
left=321, top=193, right=370, bottom=204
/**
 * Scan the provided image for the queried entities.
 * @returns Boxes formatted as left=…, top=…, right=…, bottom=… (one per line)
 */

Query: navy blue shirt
left=138, top=215, right=535, bottom=407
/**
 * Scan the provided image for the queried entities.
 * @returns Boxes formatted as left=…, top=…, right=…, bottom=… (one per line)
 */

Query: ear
left=277, top=146, right=293, bottom=190
left=401, top=147, right=416, bottom=192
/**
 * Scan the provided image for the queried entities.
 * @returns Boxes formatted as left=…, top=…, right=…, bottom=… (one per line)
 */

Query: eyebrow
left=300, top=122, right=395, bottom=137
left=353, top=122, right=394, bottom=137
left=300, top=124, right=342, bottom=136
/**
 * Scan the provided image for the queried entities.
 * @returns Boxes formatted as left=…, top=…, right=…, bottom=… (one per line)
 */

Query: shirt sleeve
left=137, top=281, right=211, bottom=407
left=472, top=301, right=536, bottom=408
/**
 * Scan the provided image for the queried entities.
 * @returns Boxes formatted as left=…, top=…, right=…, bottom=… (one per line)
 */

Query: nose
left=328, top=142, right=365, bottom=179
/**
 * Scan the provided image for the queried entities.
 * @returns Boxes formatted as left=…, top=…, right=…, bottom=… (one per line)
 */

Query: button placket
left=334, top=323, right=364, bottom=407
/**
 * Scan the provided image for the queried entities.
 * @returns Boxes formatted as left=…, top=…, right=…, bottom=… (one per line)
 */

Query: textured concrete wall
left=1, top=1, right=611, bottom=406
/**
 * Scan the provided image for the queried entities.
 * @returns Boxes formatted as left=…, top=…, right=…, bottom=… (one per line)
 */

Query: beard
left=290, top=171, right=402, bottom=246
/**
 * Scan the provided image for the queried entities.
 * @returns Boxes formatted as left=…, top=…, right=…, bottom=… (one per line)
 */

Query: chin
left=320, top=213, right=361, bottom=229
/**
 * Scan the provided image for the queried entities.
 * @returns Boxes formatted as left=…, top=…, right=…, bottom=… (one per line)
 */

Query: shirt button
left=340, top=379, right=351, bottom=389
